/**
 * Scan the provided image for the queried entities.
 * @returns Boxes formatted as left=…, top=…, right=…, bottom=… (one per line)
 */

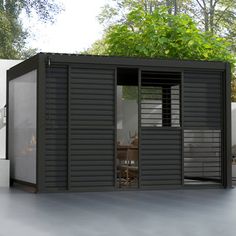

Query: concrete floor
left=0, top=188, right=236, bottom=236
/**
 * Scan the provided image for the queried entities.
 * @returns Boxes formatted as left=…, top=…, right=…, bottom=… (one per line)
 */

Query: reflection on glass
left=141, top=85, right=180, bottom=127
left=117, top=85, right=139, bottom=188
left=184, top=130, right=221, bottom=185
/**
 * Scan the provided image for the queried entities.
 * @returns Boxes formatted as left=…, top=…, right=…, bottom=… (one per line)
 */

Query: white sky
left=24, top=0, right=108, bottom=53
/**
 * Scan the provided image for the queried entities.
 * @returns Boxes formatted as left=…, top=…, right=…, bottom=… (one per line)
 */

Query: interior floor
left=184, top=179, right=221, bottom=185
left=0, top=187, right=236, bottom=236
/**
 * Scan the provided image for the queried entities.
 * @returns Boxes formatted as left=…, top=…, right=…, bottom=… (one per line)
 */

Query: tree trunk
left=166, top=0, right=172, bottom=15
left=142, top=0, right=148, bottom=12
left=209, top=0, right=215, bottom=33
left=204, top=12, right=209, bottom=31
left=202, top=0, right=209, bottom=32
left=174, top=0, right=178, bottom=15
left=149, top=1, right=153, bottom=13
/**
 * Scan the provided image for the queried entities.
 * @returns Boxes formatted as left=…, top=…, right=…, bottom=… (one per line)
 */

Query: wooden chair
left=117, top=148, right=128, bottom=187
left=117, top=146, right=138, bottom=187
left=126, top=148, right=138, bottom=185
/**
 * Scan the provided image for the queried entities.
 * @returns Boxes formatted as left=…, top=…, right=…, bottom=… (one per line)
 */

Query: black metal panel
left=184, top=130, right=222, bottom=185
left=183, top=71, right=223, bottom=185
left=184, top=71, right=222, bottom=128
left=7, top=53, right=230, bottom=192
left=69, top=67, right=115, bottom=190
left=140, top=128, right=182, bottom=187
left=141, top=71, right=181, bottom=128
left=224, top=63, right=232, bottom=187
left=45, top=66, right=68, bottom=190
left=140, top=71, right=182, bottom=188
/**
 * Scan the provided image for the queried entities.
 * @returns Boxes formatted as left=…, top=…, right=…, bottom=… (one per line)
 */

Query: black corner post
left=37, top=53, right=46, bottom=192
left=224, top=62, right=232, bottom=188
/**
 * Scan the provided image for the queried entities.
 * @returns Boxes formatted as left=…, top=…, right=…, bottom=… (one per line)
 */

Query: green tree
left=0, top=0, right=62, bottom=59
left=98, top=0, right=191, bottom=27
left=99, top=0, right=236, bottom=51
left=192, top=0, right=236, bottom=51
left=0, top=0, right=62, bottom=23
left=83, top=38, right=108, bottom=56
left=0, top=10, right=24, bottom=58
left=193, top=0, right=236, bottom=33
left=92, top=6, right=236, bottom=99
left=104, top=7, right=234, bottom=63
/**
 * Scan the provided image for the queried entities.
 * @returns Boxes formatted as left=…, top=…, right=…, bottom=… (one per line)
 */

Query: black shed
left=7, top=53, right=232, bottom=192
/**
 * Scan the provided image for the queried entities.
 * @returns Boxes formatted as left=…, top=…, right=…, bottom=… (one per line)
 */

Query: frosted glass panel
left=8, top=70, right=37, bottom=184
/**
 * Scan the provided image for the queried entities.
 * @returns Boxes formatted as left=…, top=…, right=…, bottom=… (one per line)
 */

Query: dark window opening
left=116, top=68, right=139, bottom=189
left=141, top=71, right=181, bottom=127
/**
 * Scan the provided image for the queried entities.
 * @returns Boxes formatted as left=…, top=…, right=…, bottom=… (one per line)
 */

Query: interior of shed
left=116, top=68, right=139, bottom=188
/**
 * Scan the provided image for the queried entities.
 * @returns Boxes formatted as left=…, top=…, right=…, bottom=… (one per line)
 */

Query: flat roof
left=7, top=52, right=228, bottom=80
left=42, top=52, right=227, bottom=70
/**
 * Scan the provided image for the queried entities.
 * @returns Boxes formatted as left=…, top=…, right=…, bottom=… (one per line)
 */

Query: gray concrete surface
left=0, top=188, right=236, bottom=236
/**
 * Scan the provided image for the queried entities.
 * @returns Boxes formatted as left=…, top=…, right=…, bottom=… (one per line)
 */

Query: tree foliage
left=192, top=0, right=236, bottom=52
left=193, top=0, right=236, bottom=33
left=0, top=0, right=62, bottom=22
left=0, top=10, right=25, bottom=58
left=94, top=5, right=236, bottom=100
left=0, top=0, right=62, bottom=59
left=104, top=6, right=234, bottom=64
left=99, top=0, right=236, bottom=51
left=83, top=38, right=108, bottom=56
left=98, top=0, right=191, bottom=26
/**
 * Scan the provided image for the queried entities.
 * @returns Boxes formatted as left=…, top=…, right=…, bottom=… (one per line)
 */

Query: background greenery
left=0, top=0, right=236, bottom=100
left=85, top=0, right=236, bottom=101
left=0, top=0, right=62, bottom=59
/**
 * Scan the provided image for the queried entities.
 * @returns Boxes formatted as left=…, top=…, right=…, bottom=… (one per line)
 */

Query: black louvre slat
left=140, top=72, right=182, bottom=188
left=141, top=127, right=182, bottom=187
left=69, top=67, right=115, bottom=190
left=184, top=71, right=222, bottom=129
left=140, top=71, right=181, bottom=129
left=42, top=61, right=224, bottom=190
left=6, top=53, right=230, bottom=192
left=45, top=66, right=68, bottom=190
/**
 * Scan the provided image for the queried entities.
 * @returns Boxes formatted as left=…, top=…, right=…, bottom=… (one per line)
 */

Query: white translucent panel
left=0, top=59, right=22, bottom=159
left=8, top=70, right=37, bottom=184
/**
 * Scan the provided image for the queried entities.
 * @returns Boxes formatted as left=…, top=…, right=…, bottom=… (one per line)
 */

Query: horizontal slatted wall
left=45, top=66, right=68, bottom=190
left=140, top=71, right=182, bottom=188
left=69, top=67, right=115, bottom=190
left=184, top=71, right=222, bottom=185
left=141, top=128, right=182, bottom=187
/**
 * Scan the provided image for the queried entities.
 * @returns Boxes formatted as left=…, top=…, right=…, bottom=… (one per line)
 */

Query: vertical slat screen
left=140, top=71, right=182, bottom=188
left=69, top=67, right=115, bottom=190
left=184, top=71, right=223, bottom=185
left=45, top=66, right=68, bottom=190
